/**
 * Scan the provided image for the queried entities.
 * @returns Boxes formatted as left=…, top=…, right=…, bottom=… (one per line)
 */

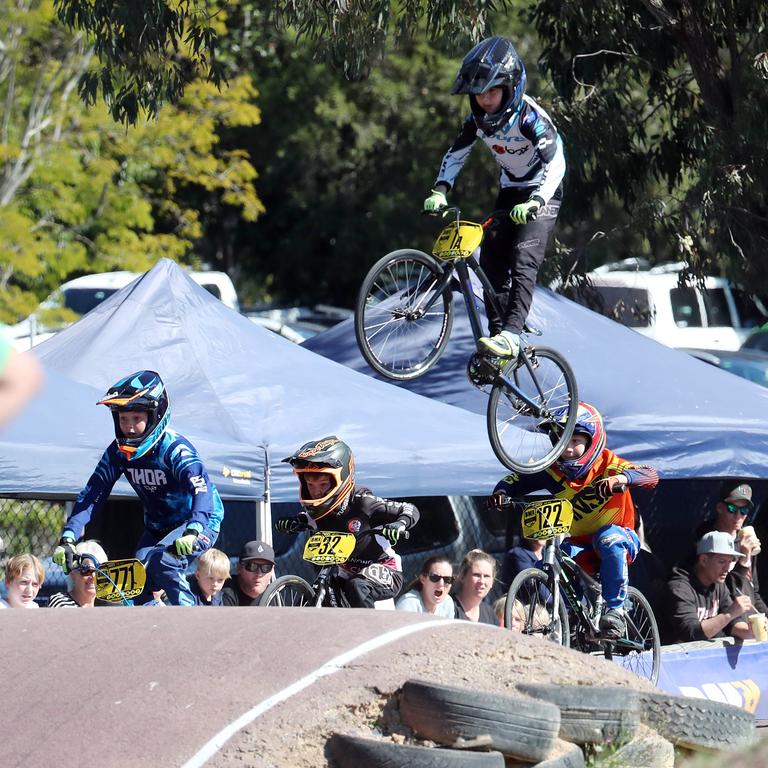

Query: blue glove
left=382, top=521, right=406, bottom=545
left=423, top=189, right=447, bottom=212
left=276, top=515, right=308, bottom=534
left=510, top=199, right=541, bottom=225
left=53, top=536, right=77, bottom=569
left=174, top=529, right=199, bottom=556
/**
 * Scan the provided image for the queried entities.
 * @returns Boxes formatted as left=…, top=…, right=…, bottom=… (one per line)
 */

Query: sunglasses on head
left=242, top=561, right=273, bottom=574
left=427, top=573, right=454, bottom=585
left=725, top=502, right=754, bottom=516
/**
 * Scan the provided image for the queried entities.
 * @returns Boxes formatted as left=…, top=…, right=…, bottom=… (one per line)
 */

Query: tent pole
left=256, top=447, right=272, bottom=546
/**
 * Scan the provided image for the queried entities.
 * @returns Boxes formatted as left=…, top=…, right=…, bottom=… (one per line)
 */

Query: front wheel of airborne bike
left=259, top=575, right=316, bottom=607
left=610, top=587, right=661, bottom=685
left=355, top=249, right=453, bottom=381
left=487, top=346, right=578, bottom=473
left=505, top=567, right=570, bottom=646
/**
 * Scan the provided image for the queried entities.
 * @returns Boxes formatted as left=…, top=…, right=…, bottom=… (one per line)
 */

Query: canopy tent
left=304, top=286, right=768, bottom=479
left=0, top=259, right=506, bottom=502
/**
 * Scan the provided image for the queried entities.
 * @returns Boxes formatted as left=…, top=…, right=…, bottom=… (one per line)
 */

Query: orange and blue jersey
left=494, top=448, right=659, bottom=546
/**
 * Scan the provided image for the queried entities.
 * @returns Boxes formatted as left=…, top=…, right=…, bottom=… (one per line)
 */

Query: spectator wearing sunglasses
left=395, top=556, right=455, bottom=618
left=48, top=540, right=108, bottom=608
left=691, top=481, right=767, bottom=615
left=221, top=541, right=275, bottom=606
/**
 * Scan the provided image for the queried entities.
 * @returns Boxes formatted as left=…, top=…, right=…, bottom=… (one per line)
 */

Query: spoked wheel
left=487, top=346, right=578, bottom=473
left=611, top=587, right=661, bottom=685
left=258, top=575, right=316, bottom=607
left=505, top=568, right=569, bottom=646
left=355, top=249, right=453, bottom=380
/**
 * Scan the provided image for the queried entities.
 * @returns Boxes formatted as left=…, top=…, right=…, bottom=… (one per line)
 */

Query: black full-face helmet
left=282, top=436, right=355, bottom=521
left=98, top=370, right=170, bottom=461
left=451, top=36, right=527, bottom=134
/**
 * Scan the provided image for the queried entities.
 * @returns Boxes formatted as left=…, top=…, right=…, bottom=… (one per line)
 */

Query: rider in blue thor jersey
left=53, top=370, right=224, bottom=605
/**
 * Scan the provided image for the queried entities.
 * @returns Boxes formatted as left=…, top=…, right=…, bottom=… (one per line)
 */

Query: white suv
left=9, top=268, right=239, bottom=350
left=561, top=260, right=768, bottom=350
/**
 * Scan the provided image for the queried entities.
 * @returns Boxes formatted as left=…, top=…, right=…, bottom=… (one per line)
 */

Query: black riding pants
left=480, top=188, right=560, bottom=336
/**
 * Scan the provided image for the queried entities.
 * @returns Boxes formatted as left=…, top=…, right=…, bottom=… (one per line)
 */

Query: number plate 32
left=522, top=498, right=574, bottom=541
left=303, top=531, right=357, bottom=565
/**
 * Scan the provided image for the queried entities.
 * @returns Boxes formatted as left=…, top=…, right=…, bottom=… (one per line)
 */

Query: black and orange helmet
left=282, top=436, right=355, bottom=521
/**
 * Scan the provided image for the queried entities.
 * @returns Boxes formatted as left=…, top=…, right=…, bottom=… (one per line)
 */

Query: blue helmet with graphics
left=98, top=370, right=170, bottom=461
left=451, top=36, right=527, bottom=134
left=554, top=402, right=606, bottom=481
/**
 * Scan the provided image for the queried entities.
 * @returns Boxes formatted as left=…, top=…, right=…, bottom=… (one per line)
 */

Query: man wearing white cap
left=665, top=531, right=753, bottom=643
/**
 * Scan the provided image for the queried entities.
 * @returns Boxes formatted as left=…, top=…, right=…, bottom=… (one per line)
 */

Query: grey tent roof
left=304, top=286, right=768, bottom=479
left=1, top=259, right=506, bottom=500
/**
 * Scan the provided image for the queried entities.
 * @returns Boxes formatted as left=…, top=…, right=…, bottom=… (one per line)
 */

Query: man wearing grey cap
left=693, top=480, right=766, bottom=615
left=221, top=540, right=275, bottom=606
left=665, top=531, right=754, bottom=643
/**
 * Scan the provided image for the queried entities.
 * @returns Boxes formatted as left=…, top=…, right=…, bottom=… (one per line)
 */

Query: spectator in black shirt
left=665, top=531, right=752, bottom=643
left=221, top=541, right=275, bottom=606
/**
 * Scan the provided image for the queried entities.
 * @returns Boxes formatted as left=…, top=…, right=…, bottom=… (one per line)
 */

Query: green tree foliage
left=532, top=1, right=768, bottom=290
left=54, top=0, right=512, bottom=124
left=0, top=1, right=261, bottom=324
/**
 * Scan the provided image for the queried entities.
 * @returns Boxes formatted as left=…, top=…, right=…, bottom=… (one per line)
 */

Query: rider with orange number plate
left=489, top=402, right=658, bottom=638
left=277, top=436, right=419, bottom=608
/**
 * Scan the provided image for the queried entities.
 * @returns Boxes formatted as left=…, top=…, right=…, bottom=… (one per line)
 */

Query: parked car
left=243, top=304, right=353, bottom=344
left=559, top=259, right=768, bottom=351
left=679, top=347, right=768, bottom=388
left=9, top=268, right=239, bottom=350
left=741, top=329, right=768, bottom=353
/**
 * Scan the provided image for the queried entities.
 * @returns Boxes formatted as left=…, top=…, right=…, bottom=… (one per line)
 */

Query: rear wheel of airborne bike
left=487, top=346, right=577, bottom=473
left=258, top=575, right=316, bottom=607
left=505, top=567, right=570, bottom=647
left=355, top=249, right=453, bottom=381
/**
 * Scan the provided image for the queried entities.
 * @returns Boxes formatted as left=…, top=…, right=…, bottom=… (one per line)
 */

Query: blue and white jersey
left=64, top=428, right=224, bottom=538
left=436, top=95, right=566, bottom=205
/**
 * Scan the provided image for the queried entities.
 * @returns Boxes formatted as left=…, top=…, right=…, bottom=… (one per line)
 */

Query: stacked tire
left=326, top=679, right=757, bottom=767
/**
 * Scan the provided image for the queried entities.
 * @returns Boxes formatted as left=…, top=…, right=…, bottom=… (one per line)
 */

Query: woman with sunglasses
left=395, top=556, right=455, bottom=618
left=48, top=540, right=108, bottom=608
left=453, top=549, right=498, bottom=625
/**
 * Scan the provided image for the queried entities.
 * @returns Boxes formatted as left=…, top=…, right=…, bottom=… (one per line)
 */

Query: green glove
left=174, top=530, right=198, bottom=556
left=382, top=522, right=406, bottom=545
left=510, top=199, right=541, bottom=225
left=53, top=536, right=76, bottom=568
left=423, top=189, right=447, bottom=212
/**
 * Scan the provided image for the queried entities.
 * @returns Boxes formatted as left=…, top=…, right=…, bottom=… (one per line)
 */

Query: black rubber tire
left=516, top=683, right=640, bottom=746
left=637, top=690, right=756, bottom=752
left=399, top=679, right=560, bottom=762
left=534, top=739, right=586, bottom=768
left=612, top=587, right=661, bottom=685
left=258, top=575, right=316, bottom=607
left=354, top=249, right=453, bottom=381
left=327, top=733, right=506, bottom=767
left=487, top=347, right=578, bottom=474
left=505, top=568, right=570, bottom=647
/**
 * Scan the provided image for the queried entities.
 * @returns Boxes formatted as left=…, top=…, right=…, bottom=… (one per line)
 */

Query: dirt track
left=2, top=607, right=660, bottom=768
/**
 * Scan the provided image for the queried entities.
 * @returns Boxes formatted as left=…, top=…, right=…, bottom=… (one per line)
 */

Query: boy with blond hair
left=189, top=548, right=230, bottom=606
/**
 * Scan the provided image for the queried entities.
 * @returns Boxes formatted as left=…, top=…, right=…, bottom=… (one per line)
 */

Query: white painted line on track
left=182, top=618, right=460, bottom=767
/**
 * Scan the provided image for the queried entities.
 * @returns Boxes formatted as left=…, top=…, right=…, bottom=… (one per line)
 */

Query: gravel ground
left=209, top=621, right=658, bottom=768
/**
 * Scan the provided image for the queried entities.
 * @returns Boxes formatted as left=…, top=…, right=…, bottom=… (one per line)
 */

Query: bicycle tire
left=355, top=249, right=453, bottom=381
left=612, top=586, right=661, bottom=685
left=258, top=575, right=316, bottom=607
left=487, top=346, right=578, bottom=473
left=505, top=567, right=570, bottom=647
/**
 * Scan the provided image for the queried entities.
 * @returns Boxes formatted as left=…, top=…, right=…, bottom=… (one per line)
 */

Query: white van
left=9, top=269, right=239, bottom=350
left=562, top=260, right=768, bottom=350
